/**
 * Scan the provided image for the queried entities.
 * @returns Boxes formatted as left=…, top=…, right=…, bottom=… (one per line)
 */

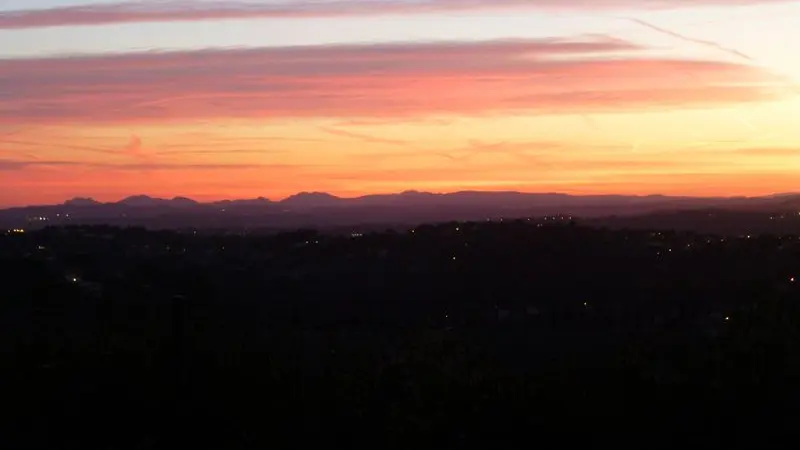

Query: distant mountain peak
left=290, top=191, right=338, bottom=198
left=120, top=194, right=154, bottom=201
left=280, top=192, right=341, bottom=207
left=399, top=190, right=435, bottom=196
left=245, top=196, right=273, bottom=204
left=171, top=196, right=198, bottom=205
left=116, top=195, right=204, bottom=207
left=214, top=197, right=273, bottom=206
left=283, top=191, right=338, bottom=200
left=118, top=195, right=161, bottom=206
left=64, top=197, right=100, bottom=206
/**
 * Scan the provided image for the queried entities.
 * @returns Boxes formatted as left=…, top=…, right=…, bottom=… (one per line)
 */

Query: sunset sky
left=1, top=0, right=799, bottom=206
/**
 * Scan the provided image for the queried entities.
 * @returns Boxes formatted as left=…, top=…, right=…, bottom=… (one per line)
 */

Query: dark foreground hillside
left=2, top=221, right=800, bottom=447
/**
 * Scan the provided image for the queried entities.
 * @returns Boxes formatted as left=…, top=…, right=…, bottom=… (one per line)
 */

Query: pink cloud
left=0, top=158, right=304, bottom=172
left=0, top=0, right=793, bottom=29
left=0, top=38, right=787, bottom=124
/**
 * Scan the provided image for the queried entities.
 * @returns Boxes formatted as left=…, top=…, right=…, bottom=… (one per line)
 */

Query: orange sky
left=1, top=0, right=799, bottom=206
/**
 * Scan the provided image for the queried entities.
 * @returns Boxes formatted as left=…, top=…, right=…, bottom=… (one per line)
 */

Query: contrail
left=621, top=17, right=798, bottom=153
left=624, top=17, right=754, bottom=62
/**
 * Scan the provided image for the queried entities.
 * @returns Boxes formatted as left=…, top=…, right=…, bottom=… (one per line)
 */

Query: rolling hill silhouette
left=1, top=190, right=798, bottom=231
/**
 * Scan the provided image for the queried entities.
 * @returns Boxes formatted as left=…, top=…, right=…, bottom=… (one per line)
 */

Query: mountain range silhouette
left=51, top=190, right=799, bottom=209
left=3, top=190, right=798, bottom=231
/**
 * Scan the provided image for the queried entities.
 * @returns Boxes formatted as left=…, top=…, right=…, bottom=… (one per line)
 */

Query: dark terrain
left=3, top=190, right=799, bottom=232
left=3, top=219, right=800, bottom=447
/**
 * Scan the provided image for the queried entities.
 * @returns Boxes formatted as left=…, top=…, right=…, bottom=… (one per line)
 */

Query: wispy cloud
left=731, top=147, right=800, bottom=156
left=0, top=137, right=121, bottom=155
left=319, top=126, right=410, bottom=146
left=123, top=134, right=144, bottom=158
left=352, top=139, right=571, bottom=162
left=0, top=0, right=793, bottom=29
left=0, top=158, right=303, bottom=171
left=432, top=140, right=567, bottom=163
left=0, top=159, right=84, bottom=170
left=152, top=148, right=289, bottom=156
left=1, top=134, right=164, bottom=162
left=335, top=118, right=454, bottom=127
left=0, top=37, right=785, bottom=124
left=319, top=157, right=703, bottom=185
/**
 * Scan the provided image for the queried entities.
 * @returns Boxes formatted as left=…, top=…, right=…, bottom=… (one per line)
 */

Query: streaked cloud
left=0, top=37, right=786, bottom=125
left=0, top=159, right=83, bottom=170
left=732, top=147, right=800, bottom=156
left=318, top=126, right=411, bottom=146
left=351, top=139, right=574, bottom=162
left=0, top=158, right=303, bottom=171
left=0, top=137, right=122, bottom=155
left=0, top=0, right=793, bottom=29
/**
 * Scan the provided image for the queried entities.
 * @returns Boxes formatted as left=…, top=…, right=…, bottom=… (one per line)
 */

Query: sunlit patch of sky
left=1, top=0, right=798, bottom=205
left=0, top=2, right=796, bottom=76
left=0, top=10, right=739, bottom=57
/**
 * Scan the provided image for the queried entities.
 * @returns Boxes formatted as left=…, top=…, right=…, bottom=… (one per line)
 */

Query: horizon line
left=5, top=189, right=799, bottom=209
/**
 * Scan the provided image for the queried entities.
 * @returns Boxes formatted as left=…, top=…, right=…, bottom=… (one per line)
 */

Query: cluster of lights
left=541, top=216, right=570, bottom=221
left=8, top=229, right=25, bottom=234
